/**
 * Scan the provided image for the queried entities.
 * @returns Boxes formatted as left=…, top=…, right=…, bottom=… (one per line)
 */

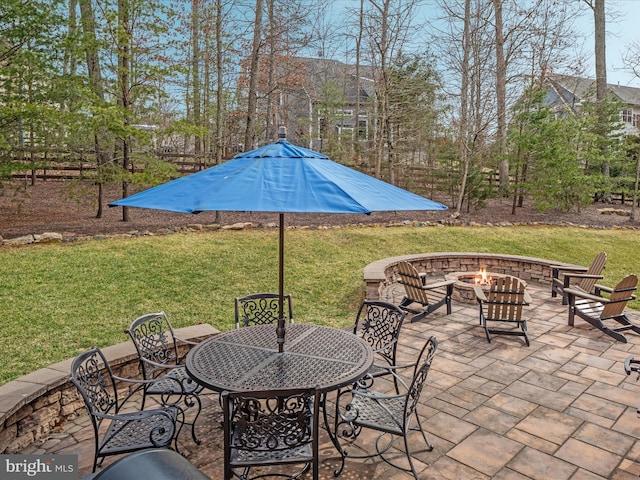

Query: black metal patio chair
left=126, top=312, right=204, bottom=444
left=352, top=300, right=407, bottom=393
left=234, top=292, right=294, bottom=328
left=222, top=387, right=320, bottom=480
left=333, top=336, right=438, bottom=479
left=70, top=347, right=178, bottom=473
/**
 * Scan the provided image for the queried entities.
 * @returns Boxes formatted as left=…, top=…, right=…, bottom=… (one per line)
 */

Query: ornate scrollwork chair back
left=234, top=292, right=294, bottom=328
left=334, top=336, right=438, bottom=479
left=353, top=300, right=407, bottom=392
left=70, top=347, right=178, bottom=473
left=126, top=312, right=203, bottom=444
left=222, top=387, right=320, bottom=480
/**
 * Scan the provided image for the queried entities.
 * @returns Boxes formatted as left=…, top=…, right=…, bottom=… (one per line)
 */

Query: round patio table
left=185, top=323, right=374, bottom=393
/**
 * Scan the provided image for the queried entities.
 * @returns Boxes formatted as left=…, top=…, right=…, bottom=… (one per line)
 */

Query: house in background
left=543, top=74, right=640, bottom=136
left=236, top=56, right=377, bottom=151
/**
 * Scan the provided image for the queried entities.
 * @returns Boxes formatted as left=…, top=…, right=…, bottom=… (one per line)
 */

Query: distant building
left=236, top=56, right=377, bottom=150
left=543, top=74, right=640, bottom=136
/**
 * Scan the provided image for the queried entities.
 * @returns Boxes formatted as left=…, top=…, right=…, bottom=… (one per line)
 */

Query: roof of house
left=545, top=74, right=640, bottom=109
left=292, top=56, right=376, bottom=103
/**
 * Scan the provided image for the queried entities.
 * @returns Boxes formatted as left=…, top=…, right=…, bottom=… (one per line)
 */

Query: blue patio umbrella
left=110, top=128, right=447, bottom=350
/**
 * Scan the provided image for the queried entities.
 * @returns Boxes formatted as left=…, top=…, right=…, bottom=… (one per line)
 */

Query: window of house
left=622, top=109, right=633, bottom=123
left=358, top=120, right=367, bottom=139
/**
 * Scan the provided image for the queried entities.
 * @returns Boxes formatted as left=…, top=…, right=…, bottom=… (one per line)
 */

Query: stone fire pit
left=444, top=270, right=524, bottom=304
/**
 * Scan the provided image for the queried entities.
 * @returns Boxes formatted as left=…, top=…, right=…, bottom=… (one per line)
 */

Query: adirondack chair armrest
left=564, top=288, right=606, bottom=304
left=423, top=279, right=456, bottom=291
left=551, top=265, right=588, bottom=277
left=594, top=284, right=612, bottom=295
left=562, top=273, right=605, bottom=288
left=472, top=285, right=488, bottom=302
left=523, top=290, right=533, bottom=304
left=566, top=287, right=634, bottom=305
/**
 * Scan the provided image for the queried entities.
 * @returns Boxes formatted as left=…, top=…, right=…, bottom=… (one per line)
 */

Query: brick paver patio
left=25, top=281, right=640, bottom=479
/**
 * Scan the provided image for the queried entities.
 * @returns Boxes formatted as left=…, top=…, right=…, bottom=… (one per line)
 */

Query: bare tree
left=359, top=0, right=426, bottom=182
left=78, top=0, right=112, bottom=218
left=244, top=0, right=263, bottom=151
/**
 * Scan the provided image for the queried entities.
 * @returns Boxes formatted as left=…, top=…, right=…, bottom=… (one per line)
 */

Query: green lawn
left=1, top=224, right=639, bottom=385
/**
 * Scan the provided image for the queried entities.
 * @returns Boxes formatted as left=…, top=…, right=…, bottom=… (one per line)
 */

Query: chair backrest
left=126, top=312, right=179, bottom=380
left=405, top=336, right=438, bottom=419
left=222, top=387, right=320, bottom=474
left=353, top=300, right=406, bottom=367
left=601, top=274, right=638, bottom=319
left=396, top=261, right=431, bottom=305
left=485, top=276, right=528, bottom=321
left=577, top=252, right=607, bottom=292
left=234, top=292, right=293, bottom=328
left=70, top=347, right=119, bottom=423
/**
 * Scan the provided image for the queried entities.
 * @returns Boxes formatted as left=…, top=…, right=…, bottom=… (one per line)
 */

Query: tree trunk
left=265, top=0, right=275, bottom=142
left=78, top=0, right=110, bottom=219
left=455, top=0, right=472, bottom=214
left=192, top=0, right=202, bottom=155
left=215, top=0, right=224, bottom=166
left=244, top=0, right=263, bottom=151
left=493, top=0, right=509, bottom=192
left=118, top=0, right=131, bottom=222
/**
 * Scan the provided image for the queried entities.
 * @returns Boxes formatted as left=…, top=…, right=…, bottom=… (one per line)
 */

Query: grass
left=1, top=224, right=639, bottom=385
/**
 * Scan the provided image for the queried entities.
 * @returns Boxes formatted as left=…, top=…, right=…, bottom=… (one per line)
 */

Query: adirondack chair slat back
left=577, top=252, right=607, bottom=293
left=397, top=261, right=431, bottom=305
left=486, top=276, right=527, bottom=321
left=601, top=274, right=637, bottom=319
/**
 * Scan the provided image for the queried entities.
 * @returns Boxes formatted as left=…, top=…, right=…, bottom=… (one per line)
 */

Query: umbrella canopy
left=110, top=130, right=447, bottom=351
left=111, top=139, right=446, bottom=214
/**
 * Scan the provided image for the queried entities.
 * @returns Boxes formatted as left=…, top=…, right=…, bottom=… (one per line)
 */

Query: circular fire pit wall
left=444, top=269, right=511, bottom=304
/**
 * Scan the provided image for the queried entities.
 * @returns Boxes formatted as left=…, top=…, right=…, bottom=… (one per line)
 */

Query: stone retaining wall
left=0, top=324, right=218, bottom=454
left=363, top=252, right=575, bottom=300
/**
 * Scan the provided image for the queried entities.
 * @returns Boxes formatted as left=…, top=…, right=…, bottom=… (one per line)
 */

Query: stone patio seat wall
left=0, top=324, right=218, bottom=454
left=363, top=251, right=578, bottom=301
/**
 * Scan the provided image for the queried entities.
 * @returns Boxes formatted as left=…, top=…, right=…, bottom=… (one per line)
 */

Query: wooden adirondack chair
left=551, top=252, right=607, bottom=304
left=396, top=261, right=455, bottom=323
left=566, top=274, right=640, bottom=343
left=474, top=275, right=531, bottom=346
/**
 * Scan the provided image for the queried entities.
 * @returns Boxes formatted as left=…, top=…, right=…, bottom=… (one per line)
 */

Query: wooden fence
left=6, top=149, right=637, bottom=206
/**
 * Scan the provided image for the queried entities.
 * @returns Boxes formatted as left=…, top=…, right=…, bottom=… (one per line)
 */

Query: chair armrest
left=562, top=273, right=604, bottom=283
left=551, top=265, right=588, bottom=274
left=174, top=336, right=200, bottom=347
left=423, top=279, right=456, bottom=290
left=112, top=373, right=180, bottom=386
left=564, top=288, right=607, bottom=303
left=472, top=285, right=488, bottom=302
left=523, top=290, right=533, bottom=304
left=594, top=284, right=612, bottom=294
left=95, top=408, right=176, bottom=423
left=113, top=372, right=185, bottom=405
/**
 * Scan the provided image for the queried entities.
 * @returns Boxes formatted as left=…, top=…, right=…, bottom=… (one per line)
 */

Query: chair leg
left=183, top=393, right=202, bottom=444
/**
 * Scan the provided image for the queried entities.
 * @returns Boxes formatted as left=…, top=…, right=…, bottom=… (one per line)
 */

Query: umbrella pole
left=277, top=212, right=285, bottom=352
